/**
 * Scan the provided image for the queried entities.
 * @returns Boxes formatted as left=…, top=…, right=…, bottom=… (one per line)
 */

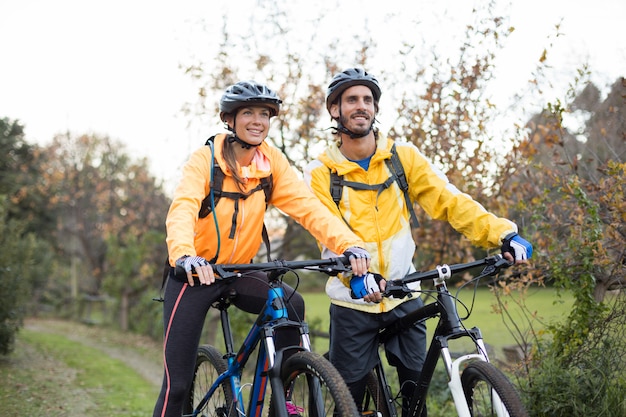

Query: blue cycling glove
left=350, top=272, right=384, bottom=299
left=501, top=233, right=533, bottom=261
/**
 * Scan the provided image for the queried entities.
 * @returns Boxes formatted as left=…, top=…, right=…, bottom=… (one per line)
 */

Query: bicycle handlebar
left=383, top=254, right=512, bottom=298
left=174, top=256, right=352, bottom=280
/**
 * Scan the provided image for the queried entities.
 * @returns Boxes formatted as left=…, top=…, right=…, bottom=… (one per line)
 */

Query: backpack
left=154, top=136, right=273, bottom=302
left=198, top=136, right=273, bottom=262
left=329, top=143, right=419, bottom=229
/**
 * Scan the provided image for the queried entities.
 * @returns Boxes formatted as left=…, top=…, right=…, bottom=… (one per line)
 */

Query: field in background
left=0, top=287, right=573, bottom=416
left=303, top=287, right=573, bottom=360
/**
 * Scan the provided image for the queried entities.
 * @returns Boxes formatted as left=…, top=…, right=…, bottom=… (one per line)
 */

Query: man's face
left=330, top=85, right=376, bottom=136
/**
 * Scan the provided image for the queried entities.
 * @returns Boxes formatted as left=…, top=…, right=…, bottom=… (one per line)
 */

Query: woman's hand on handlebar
left=343, top=246, right=371, bottom=276
left=176, top=255, right=216, bottom=286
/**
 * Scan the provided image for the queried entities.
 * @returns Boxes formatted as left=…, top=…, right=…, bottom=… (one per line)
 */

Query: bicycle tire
left=184, top=344, right=234, bottom=417
left=361, top=369, right=392, bottom=417
left=272, top=351, right=360, bottom=417
left=460, top=361, right=528, bottom=417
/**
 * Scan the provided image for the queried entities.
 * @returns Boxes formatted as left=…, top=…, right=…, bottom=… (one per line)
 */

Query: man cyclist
left=304, top=68, right=532, bottom=417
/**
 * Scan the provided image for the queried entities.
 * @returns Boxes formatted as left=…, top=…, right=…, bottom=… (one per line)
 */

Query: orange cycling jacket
left=166, top=133, right=365, bottom=267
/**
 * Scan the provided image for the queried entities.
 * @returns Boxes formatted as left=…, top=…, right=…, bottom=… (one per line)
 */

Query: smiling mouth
left=352, top=112, right=369, bottom=121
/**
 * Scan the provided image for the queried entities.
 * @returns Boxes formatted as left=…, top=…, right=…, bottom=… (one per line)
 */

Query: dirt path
left=1, top=318, right=166, bottom=416
left=6, top=335, right=97, bottom=416
left=24, top=317, right=164, bottom=388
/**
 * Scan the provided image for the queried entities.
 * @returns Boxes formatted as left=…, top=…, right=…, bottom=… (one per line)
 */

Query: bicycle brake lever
left=211, top=265, right=239, bottom=279
left=383, top=280, right=411, bottom=299
left=315, top=257, right=352, bottom=276
left=481, top=255, right=513, bottom=276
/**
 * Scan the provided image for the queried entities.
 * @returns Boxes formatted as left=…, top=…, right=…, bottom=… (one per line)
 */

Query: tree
left=496, top=76, right=626, bottom=416
left=38, top=132, right=170, bottom=324
left=0, top=196, right=54, bottom=354
left=508, top=77, right=625, bottom=302
left=101, top=161, right=169, bottom=333
left=0, top=118, right=56, bottom=352
left=0, top=118, right=55, bottom=238
left=0, top=198, right=31, bottom=354
left=387, top=4, right=517, bottom=268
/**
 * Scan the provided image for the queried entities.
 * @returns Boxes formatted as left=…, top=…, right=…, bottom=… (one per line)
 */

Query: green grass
left=0, top=328, right=158, bottom=417
left=0, top=287, right=572, bottom=416
left=303, top=286, right=573, bottom=358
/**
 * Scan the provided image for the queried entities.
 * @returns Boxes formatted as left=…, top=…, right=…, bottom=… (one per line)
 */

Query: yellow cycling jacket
left=304, top=135, right=517, bottom=313
left=166, top=133, right=365, bottom=267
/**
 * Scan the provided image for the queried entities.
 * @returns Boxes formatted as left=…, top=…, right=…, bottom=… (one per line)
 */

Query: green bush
left=0, top=199, right=33, bottom=354
left=522, top=295, right=626, bottom=417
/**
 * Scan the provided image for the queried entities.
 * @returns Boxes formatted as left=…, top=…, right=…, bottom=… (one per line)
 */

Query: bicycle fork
left=439, top=331, right=489, bottom=417
left=438, top=330, right=510, bottom=417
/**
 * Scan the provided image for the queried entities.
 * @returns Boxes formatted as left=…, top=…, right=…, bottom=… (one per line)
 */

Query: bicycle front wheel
left=278, top=351, right=360, bottom=417
left=184, top=344, right=234, bottom=417
left=461, top=361, right=528, bottom=417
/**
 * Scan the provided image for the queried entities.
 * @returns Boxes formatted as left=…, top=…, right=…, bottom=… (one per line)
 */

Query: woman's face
left=229, top=106, right=272, bottom=146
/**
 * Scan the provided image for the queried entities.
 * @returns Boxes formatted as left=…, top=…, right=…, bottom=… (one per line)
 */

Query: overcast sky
left=1, top=0, right=624, bottom=193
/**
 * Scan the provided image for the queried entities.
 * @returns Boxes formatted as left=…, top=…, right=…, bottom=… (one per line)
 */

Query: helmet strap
left=335, top=122, right=372, bottom=139
left=226, top=115, right=262, bottom=149
left=227, top=134, right=260, bottom=149
left=334, top=106, right=376, bottom=139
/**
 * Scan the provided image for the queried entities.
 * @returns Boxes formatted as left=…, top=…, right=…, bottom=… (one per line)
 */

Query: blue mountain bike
left=181, top=257, right=359, bottom=417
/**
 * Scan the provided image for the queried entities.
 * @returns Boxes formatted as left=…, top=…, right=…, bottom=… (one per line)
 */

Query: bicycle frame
left=374, top=256, right=514, bottom=417
left=192, top=279, right=301, bottom=417
left=189, top=258, right=352, bottom=417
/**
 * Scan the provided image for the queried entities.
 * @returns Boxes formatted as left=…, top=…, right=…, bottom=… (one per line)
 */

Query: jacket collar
left=320, top=135, right=394, bottom=175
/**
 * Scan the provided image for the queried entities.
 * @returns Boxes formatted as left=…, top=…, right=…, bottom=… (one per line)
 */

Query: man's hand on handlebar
left=364, top=278, right=386, bottom=303
left=176, top=255, right=216, bottom=287
left=350, top=272, right=386, bottom=303
left=501, top=233, right=533, bottom=264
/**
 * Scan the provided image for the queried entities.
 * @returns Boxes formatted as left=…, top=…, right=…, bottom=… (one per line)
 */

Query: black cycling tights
left=152, top=271, right=305, bottom=417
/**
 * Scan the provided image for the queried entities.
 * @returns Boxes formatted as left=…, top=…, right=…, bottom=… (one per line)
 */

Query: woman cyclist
left=152, top=80, right=370, bottom=417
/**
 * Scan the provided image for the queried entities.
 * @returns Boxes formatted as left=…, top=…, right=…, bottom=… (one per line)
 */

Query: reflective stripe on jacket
left=304, top=135, right=517, bottom=313
left=167, top=133, right=365, bottom=266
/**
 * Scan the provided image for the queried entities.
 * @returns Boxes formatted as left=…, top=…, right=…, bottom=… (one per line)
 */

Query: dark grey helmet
left=219, top=81, right=282, bottom=118
left=325, top=68, right=381, bottom=112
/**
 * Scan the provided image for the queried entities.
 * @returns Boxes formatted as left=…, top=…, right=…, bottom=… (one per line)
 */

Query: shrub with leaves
left=0, top=198, right=35, bottom=354
left=501, top=77, right=626, bottom=416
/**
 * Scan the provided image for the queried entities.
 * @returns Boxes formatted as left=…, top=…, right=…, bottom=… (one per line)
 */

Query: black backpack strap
left=260, top=174, right=273, bottom=261
left=260, top=175, right=273, bottom=205
left=330, top=171, right=343, bottom=206
left=199, top=136, right=221, bottom=219
left=385, top=144, right=419, bottom=228
left=329, top=144, right=419, bottom=229
left=261, top=224, right=271, bottom=261
left=331, top=172, right=394, bottom=201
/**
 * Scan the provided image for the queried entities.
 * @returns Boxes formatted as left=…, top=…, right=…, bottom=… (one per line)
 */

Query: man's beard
left=339, top=113, right=372, bottom=137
